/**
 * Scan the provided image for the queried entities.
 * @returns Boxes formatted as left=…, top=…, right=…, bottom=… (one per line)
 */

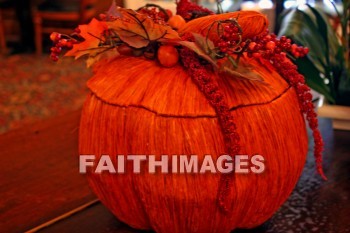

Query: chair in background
left=0, top=6, right=6, bottom=55
left=0, top=0, right=14, bottom=55
left=1, top=0, right=37, bottom=55
left=33, top=0, right=102, bottom=55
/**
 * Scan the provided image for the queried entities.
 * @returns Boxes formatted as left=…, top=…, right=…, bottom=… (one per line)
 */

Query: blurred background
left=0, top=0, right=346, bottom=134
left=0, top=2, right=349, bottom=232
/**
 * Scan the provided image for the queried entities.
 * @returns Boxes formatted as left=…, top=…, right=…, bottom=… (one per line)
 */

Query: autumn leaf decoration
left=62, top=5, right=179, bottom=67
left=50, top=2, right=268, bottom=82
left=65, top=19, right=108, bottom=59
left=107, top=9, right=180, bottom=48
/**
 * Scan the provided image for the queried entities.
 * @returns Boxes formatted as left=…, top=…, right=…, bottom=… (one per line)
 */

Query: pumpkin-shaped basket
left=52, top=2, right=325, bottom=232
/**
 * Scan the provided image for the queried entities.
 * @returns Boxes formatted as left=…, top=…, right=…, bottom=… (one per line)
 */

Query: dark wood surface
left=0, top=111, right=349, bottom=233
left=0, top=110, right=96, bottom=233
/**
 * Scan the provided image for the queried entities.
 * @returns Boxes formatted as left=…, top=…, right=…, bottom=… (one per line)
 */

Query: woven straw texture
left=79, top=56, right=307, bottom=233
left=79, top=11, right=307, bottom=233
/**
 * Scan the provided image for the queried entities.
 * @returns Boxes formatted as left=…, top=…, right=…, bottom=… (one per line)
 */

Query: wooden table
left=0, top=110, right=349, bottom=233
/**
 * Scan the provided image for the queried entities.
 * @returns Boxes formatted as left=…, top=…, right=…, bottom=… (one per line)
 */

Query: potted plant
left=278, top=0, right=350, bottom=130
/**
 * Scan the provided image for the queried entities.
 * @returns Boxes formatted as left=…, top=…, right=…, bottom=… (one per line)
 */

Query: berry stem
left=180, top=33, right=240, bottom=213
left=271, top=54, right=327, bottom=180
left=247, top=31, right=326, bottom=180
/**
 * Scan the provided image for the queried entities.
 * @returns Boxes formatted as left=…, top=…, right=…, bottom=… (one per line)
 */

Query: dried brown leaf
left=108, top=9, right=180, bottom=48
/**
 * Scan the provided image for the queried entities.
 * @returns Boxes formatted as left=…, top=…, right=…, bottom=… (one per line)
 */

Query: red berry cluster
left=290, top=43, right=309, bottom=58
left=137, top=7, right=168, bottom=24
left=246, top=31, right=309, bottom=59
left=49, top=32, right=79, bottom=62
left=179, top=30, right=326, bottom=213
left=176, top=0, right=213, bottom=21
left=270, top=54, right=326, bottom=180
left=245, top=30, right=325, bottom=179
left=180, top=33, right=240, bottom=213
left=217, top=22, right=242, bottom=54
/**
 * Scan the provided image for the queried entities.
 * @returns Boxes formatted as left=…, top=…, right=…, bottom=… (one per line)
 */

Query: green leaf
left=278, top=8, right=328, bottom=72
left=306, top=5, right=330, bottom=65
left=294, top=57, right=335, bottom=103
left=307, top=6, right=342, bottom=71
left=278, top=5, right=345, bottom=102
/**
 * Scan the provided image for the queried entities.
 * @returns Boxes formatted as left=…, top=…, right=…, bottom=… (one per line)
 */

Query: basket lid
left=87, top=56, right=289, bottom=117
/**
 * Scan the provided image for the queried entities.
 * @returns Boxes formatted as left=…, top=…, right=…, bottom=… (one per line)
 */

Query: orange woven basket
left=79, top=20, right=308, bottom=231
left=43, top=0, right=326, bottom=230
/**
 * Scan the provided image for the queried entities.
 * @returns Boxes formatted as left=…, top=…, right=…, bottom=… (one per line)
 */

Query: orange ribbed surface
left=80, top=59, right=307, bottom=233
left=79, top=11, right=308, bottom=233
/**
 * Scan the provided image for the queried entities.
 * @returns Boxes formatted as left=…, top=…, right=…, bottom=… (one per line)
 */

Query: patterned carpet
left=0, top=54, right=91, bottom=134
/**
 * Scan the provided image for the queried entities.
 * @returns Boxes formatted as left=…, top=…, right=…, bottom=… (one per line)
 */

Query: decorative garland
left=50, top=0, right=326, bottom=213
left=180, top=32, right=240, bottom=212
left=247, top=31, right=326, bottom=179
